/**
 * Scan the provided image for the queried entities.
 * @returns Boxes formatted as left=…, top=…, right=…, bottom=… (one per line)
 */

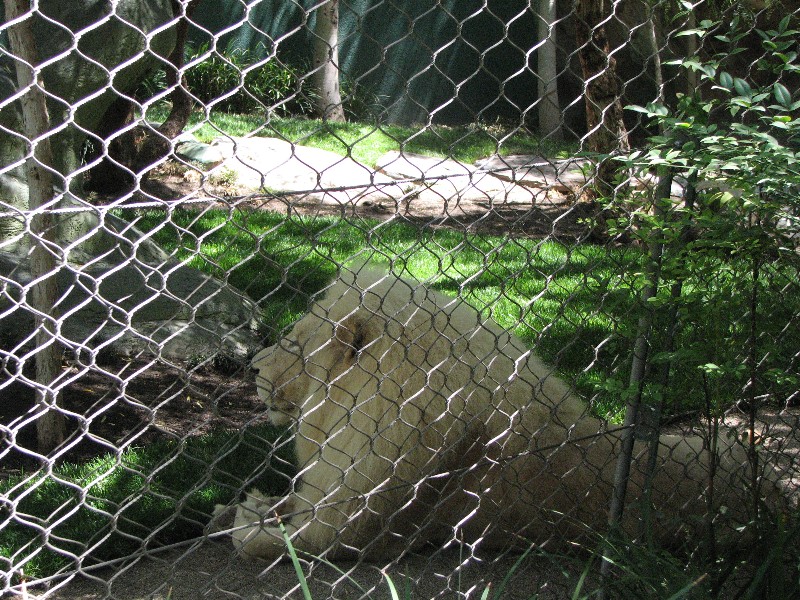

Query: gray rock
left=375, top=150, right=473, bottom=181
left=175, top=141, right=228, bottom=168
left=374, top=150, right=553, bottom=206
left=0, top=0, right=175, bottom=182
left=0, top=208, right=262, bottom=366
left=414, top=169, right=545, bottom=206
left=0, top=244, right=263, bottom=365
left=0, top=2, right=259, bottom=366
left=210, top=137, right=410, bottom=204
left=476, top=155, right=592, bottom=192
left=0, top=0, right=176, bottom=251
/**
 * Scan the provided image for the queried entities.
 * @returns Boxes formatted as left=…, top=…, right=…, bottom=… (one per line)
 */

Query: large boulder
left=0, top=0, right=176, bottom=182
left=0, top=211, right=263, bottom=364
left=0, top=0, right=176, bottom=248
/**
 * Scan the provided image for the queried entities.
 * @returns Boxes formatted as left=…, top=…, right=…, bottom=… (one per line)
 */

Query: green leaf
left=774, top=83, right=792, bottom=108
left=675, top=29, right=706, bottom=38
left=384, top=573, right=402, bottom=600
left=733, top=78, right=752, bottom=97
left=775, top=51, right=798, bottom=64
left=719, top=71, right=733, bottom=89
left=279, top=518, right=313, bottom=600
left=625, top=103, right=668, bottom=118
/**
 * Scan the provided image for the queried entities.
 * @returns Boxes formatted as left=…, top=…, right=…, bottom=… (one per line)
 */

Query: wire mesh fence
left=1, top=0, right=799, bottom=598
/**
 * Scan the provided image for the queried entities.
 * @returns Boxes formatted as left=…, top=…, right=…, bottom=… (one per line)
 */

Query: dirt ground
left=14, top=542, right=599, bottom=600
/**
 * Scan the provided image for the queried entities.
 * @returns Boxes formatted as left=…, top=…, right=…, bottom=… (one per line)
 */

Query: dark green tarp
left=188, top=0, right=553, bottom=126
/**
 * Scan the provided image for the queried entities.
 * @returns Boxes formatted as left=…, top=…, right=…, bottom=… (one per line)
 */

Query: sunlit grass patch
left=126, top=207, right=638, bottom=410
left=127, top=206, right=800, bottom=423
left=145, top=105, right=575, bottom=167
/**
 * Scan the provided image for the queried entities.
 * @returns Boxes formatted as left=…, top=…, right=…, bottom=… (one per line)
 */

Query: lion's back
left=321, top=267, right=571, bottom=414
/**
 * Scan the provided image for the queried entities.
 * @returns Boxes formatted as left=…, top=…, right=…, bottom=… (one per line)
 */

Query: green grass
left=1, top=424, right=293, bottom=581
left=127, top=207, right=800, bottom=419
left=147, top=105, right=575, bottom=167
left=128, top=207, right=641, bottom=416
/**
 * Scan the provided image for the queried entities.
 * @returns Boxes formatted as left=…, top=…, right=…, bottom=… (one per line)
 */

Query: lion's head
left=251, top=272, right=410, bottom=427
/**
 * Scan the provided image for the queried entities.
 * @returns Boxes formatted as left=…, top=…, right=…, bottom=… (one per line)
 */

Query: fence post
left=4, top=0, right=64, bottom=453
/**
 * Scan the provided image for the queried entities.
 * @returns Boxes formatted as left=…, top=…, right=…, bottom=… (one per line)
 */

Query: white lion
left=221, top=265, right=779, bottom=560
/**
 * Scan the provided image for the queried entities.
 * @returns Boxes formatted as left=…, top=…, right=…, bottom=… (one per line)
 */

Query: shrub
left=603, top=14, right=800, bottom=416
left=136, top=42, right=312, bottom=116
left=183, top=42, right=312, bottom=115
left=599, top=14, right=800, bottom=594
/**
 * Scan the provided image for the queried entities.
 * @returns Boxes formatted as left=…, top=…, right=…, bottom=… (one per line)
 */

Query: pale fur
left=226, top=266, right=777, bottom=560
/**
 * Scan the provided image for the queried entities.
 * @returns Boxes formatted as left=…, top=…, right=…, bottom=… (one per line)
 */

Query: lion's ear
left=334, top=313, right=382, bottom=361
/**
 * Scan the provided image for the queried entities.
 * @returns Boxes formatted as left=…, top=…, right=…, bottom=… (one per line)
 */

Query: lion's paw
left=207, top=489, right=294, bottom=538
left=206, top=503, right=237, bottom=534
left=231, top=490, right=300, bottom=559
left=232, top=522, right=287, bottom=560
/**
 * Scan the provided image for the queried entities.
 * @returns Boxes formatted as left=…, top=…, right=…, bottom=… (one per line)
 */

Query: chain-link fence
left=1, top=0, right=799, bottom=598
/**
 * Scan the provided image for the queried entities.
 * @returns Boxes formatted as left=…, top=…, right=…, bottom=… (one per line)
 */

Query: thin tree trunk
left=4, top=0, right=64, bottom=453
left=646, top=1, right=664, bottom=108
left=311, top=0, right=346, bottom=122
left=574, top=0, right=630, bottom=199
left=156, top=0, right=199, bottom=140
left=685, top=9, right=697, bottom=94
left=536, top=0, right=562, bottom=140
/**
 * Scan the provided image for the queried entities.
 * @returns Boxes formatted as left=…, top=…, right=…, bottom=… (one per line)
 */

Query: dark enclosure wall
left=188, top=0, right=588, bottom=129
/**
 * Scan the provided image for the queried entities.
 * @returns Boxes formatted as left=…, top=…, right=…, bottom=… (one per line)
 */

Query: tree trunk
left=645, top=1, right=664, bottom=107
left=311, top=0, right=346, bottom=122
left=574, top=0, right=630, bottom=199
left=685, top=9, right=698, bottom=95
left=156, top=0, right=198, bottom=141
left=4, top=0, right=65, bottom=453
left=536, top=0, right=562, bottom=140
left=135, top=0, right=200, bottom=175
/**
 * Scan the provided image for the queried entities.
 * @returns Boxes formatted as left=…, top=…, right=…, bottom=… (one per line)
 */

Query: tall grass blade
left=278, top=516, right=313, bottom=600
left=383, top=572, right=402, bottom=600
left=664, top=574, right=707, bottom=600
left=570, top=555, right=594, bottom=600
left=492, top=544, right=536, bottom=600
left=480, top=583, right=492, bottom=600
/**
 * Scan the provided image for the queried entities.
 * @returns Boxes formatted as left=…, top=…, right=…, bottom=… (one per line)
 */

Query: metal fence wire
left=1, top=0, right=799, bottom=598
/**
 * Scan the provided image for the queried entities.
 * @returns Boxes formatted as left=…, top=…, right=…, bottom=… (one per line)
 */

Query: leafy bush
left=598, top=14, right=800, bottom=595
left=137, top=41, right=386, bottom=120
left=604, top=14, right=800, bottom=417
left=183, top=42, right=312, bottom=115
left=136, top=42, right=311, bottom=115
